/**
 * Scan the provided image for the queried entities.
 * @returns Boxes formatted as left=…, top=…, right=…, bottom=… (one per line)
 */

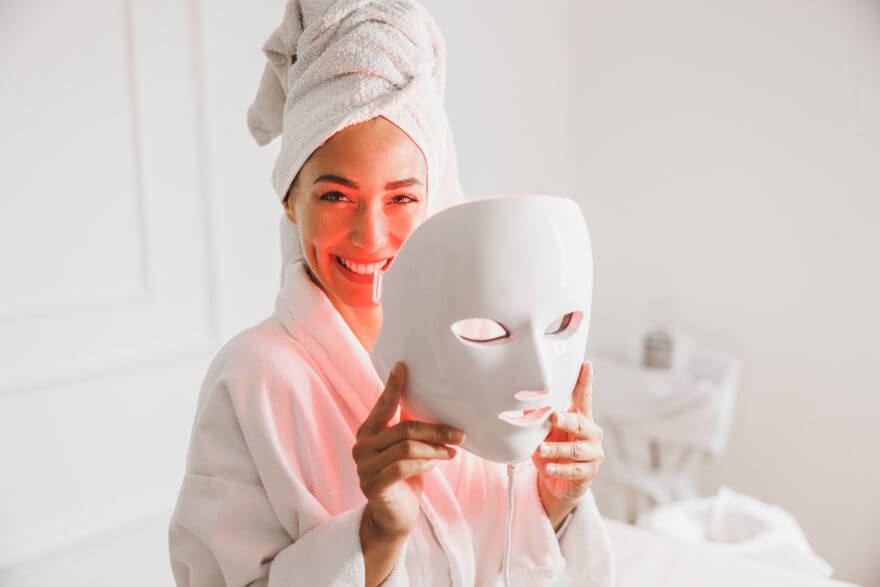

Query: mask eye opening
left=450, top=317, right=510, bottom=343
left=544, top=311, right=583, bottom=337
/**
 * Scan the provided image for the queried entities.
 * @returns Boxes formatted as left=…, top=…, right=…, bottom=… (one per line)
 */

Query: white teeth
left=338, top=256, right=387, bottom=275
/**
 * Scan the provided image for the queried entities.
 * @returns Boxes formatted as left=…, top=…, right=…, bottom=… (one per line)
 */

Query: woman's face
left=285, top=116, right=428, bottom=309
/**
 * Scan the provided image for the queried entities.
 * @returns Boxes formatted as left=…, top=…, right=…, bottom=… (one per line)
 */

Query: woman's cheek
left=398, top=205, right=427, bottom=239
left=303, top=209, right=342, bottom=247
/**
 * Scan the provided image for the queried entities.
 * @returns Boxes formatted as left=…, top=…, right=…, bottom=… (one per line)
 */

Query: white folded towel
left=247, top=0, right=464, bottom=283
left=636, top=486, right=834, bottom=578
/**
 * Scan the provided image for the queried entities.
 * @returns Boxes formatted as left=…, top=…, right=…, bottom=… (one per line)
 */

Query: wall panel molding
left=0, top=0, right=222, bottom=396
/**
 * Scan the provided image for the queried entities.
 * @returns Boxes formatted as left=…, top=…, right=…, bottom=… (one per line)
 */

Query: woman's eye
left=320, top=191, right=348, bottom=203
left=392, top=194, right=418, bottom=204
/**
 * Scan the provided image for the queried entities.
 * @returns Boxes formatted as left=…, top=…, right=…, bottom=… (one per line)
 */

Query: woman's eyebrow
left=313, top=174, right=422, bottom=190
left=385, top=178, right=422, bottom=190
left=314, top=174, right=358, bottom=188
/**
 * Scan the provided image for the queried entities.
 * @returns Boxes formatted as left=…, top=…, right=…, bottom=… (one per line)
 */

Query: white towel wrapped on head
left=246, top=0, right=464, bottom=283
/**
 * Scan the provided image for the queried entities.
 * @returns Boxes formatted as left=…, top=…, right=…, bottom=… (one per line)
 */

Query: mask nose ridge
left=517, top=325, right=552, bottom=399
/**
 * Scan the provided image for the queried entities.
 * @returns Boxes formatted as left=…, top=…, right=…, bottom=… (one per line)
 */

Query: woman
left=168, top=1, right=614, bottom=585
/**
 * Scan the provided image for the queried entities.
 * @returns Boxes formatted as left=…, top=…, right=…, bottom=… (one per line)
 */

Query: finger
left=539, top=440, right=603, bottom=462
left=366, top=458, right=437, bottom=495
left=360, top=362, right=406, bottom=437
left=571, top=361, right=593, bottom=419
left=543, top=460, right=600, bottom=481
left=549, top=411, right=602, bottom=441
left=361, top=419, right=465, bottom=454
left=358, top=439, right=456, bottom=479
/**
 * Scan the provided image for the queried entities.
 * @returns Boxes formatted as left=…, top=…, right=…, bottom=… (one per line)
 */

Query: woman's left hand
left=533, top=361, right=604, bottom=525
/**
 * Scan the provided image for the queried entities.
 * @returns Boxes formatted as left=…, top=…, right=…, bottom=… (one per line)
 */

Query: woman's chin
left=327, top=257, right=384, bottom=308
left=340, top=290, right=381, bottom=309
left=324, top=276, right=379, bottom=309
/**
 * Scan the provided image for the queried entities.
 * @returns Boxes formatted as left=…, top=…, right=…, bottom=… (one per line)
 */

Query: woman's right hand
left=352, top=362, right=465, bottom=539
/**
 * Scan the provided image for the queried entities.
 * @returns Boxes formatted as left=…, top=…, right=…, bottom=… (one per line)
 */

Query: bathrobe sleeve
left=510, top=463, right=615, bottom=586
left=168, top=332, right=410, bottom=587
left=555, top=484, right=616, bottom=585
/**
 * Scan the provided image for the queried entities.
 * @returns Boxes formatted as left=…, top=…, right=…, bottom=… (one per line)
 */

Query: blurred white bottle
left=642, top=302, right=674, bottom=369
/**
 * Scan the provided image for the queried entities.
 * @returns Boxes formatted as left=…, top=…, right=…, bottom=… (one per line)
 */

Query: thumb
left=583, top=361, right=594, bottom=419
left=365, top=362, right=406, bottom=433
left=571, top=361, right=594, bottom=418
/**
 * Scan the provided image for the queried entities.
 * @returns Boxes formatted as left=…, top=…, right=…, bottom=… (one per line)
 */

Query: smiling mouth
left=335, top=255, right=392, bottom=275
left=497, top=406, right=552, bottom=427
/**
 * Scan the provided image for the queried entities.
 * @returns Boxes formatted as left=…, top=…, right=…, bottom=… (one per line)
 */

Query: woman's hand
left=353, top=362, right=465, bottom=539
left=532, top=361, right=604, bottom=528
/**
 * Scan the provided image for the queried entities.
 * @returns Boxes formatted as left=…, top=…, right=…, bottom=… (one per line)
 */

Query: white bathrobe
left=168, top=259, right=615, bottom=586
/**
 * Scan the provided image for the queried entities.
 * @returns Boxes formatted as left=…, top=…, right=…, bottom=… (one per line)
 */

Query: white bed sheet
left=605, top=518, right=862, bottom=587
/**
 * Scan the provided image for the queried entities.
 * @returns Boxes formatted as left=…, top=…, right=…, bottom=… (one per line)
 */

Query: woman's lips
left=334, top=255, right=392, bottom=284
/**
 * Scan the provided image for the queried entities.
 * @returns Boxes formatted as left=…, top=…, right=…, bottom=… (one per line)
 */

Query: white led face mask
left=371, top=194, right=593, bottom=464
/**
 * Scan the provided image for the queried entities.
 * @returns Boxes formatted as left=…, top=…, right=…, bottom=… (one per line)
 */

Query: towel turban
left=247, top=0, right=464, bottom=284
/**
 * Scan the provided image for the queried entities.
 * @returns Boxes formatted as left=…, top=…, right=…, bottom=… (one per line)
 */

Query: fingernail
left=546, top=464, right=557, bottom=475
left=447, top=428, right=465, bottom=442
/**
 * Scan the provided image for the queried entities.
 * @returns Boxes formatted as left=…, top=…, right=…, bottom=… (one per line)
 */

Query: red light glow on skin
left=283, top=116, right=429, bottom=350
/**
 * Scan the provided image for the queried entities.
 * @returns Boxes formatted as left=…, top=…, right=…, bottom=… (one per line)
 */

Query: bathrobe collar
left=273, top=257, right=476, bottom=584
left=273, top=258, right=386, bottom=424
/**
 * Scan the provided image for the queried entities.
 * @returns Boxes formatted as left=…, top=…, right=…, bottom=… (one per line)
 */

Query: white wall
left=0, top=1, right=282, bottom=585
left=570, top=1, right=880, bottom=584
left=420, top=1, right=579, bottom=201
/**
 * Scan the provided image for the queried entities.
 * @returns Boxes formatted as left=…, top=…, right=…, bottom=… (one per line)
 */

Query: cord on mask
left=503, top=461, right=519, bottom=587
left=372, top=268, right=383, bottom=303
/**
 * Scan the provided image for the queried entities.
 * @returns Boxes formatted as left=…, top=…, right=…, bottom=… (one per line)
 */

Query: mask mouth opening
left=514, top=389, right=549, bottom=401
left=497, top=405, right=552, bottom=427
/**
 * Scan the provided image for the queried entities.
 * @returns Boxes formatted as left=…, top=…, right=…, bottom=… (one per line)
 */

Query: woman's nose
left=350, top=204, right=390, bottom=252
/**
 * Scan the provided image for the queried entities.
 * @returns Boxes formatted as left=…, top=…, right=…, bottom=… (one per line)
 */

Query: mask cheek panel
left=451, top=322, right=556, bottom=425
